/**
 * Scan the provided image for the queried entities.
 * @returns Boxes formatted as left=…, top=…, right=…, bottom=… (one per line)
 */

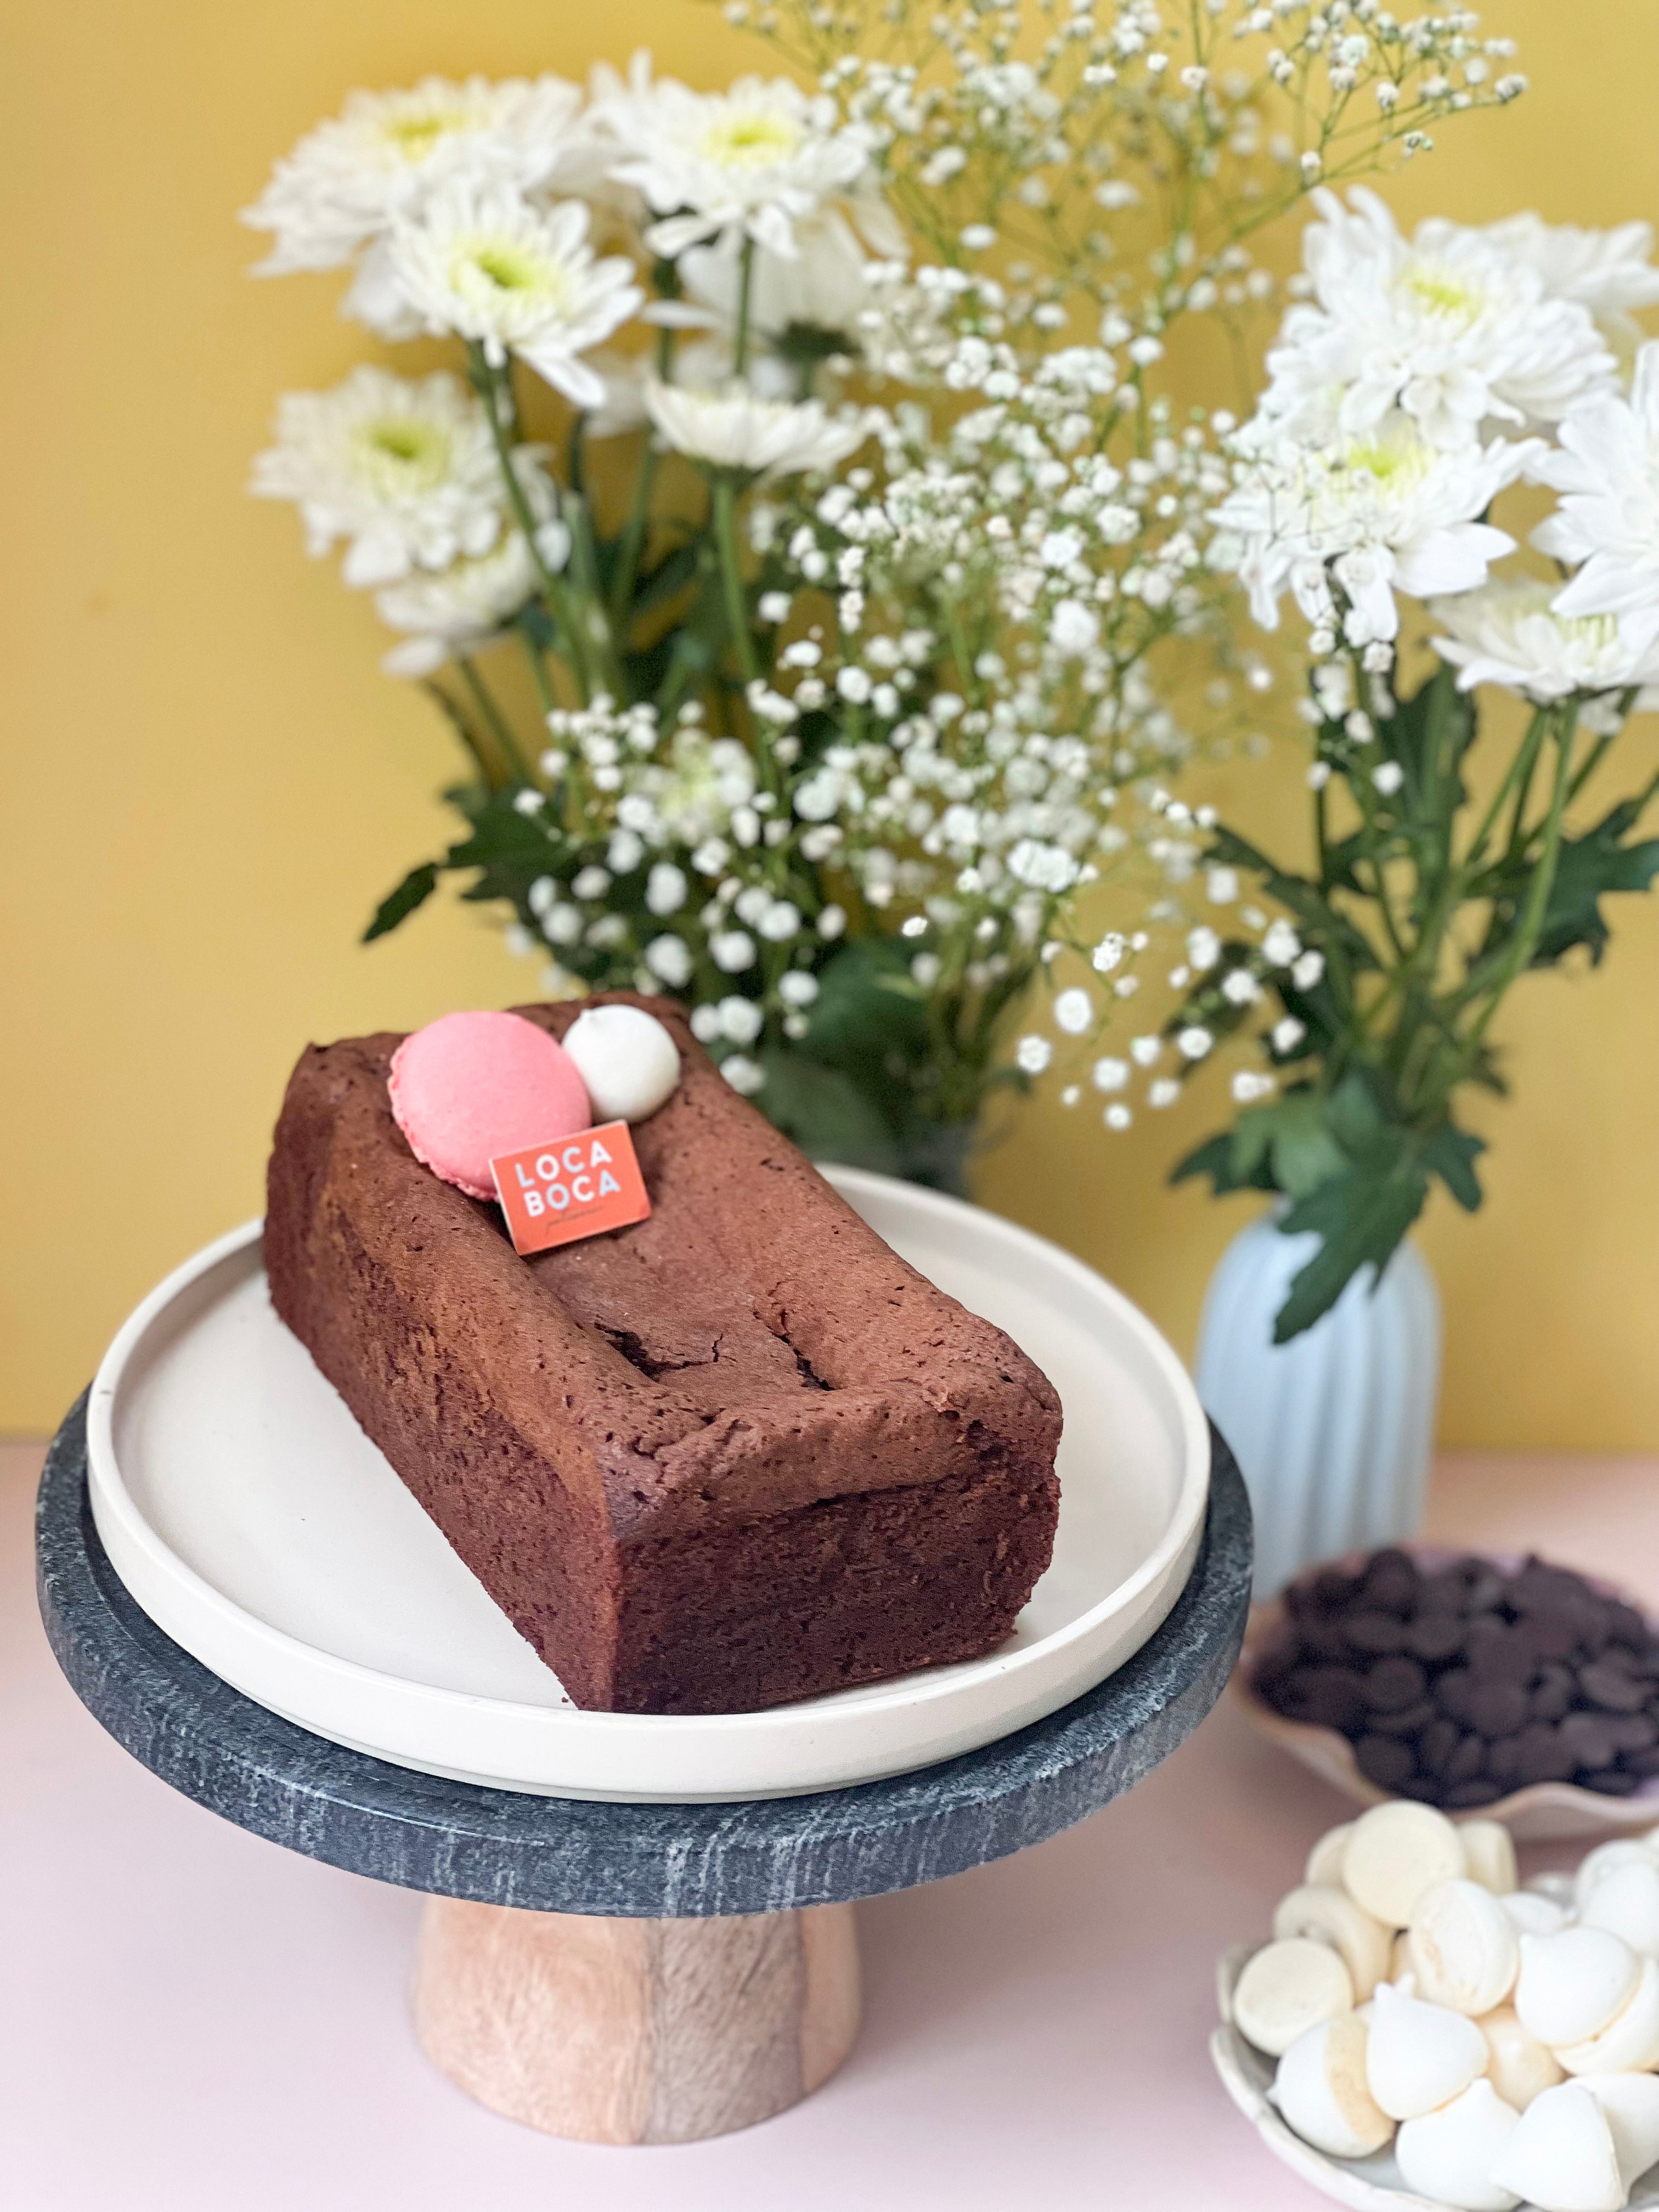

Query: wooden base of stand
left=412, top=1897, right=861, bottom=2144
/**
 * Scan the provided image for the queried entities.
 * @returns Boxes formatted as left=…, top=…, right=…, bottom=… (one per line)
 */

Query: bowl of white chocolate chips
left=1214, top=1802, right=1659, bottom=2210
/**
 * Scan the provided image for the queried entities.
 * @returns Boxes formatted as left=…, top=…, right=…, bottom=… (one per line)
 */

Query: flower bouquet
left=245, top=0, right=1517, bottom=1187
left=1159, top=191, right=1659, bottom=1338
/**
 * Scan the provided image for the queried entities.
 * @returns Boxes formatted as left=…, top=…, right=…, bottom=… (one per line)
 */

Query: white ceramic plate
left=86, top=1169, right=1210, bottom=1804
left=1212, top=1943, right=1659, bottom=2210
left=1233, top=1544, right=1659, bottom=1843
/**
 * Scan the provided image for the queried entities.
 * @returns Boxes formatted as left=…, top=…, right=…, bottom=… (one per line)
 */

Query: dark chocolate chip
left=1530, top=1662, right=1577, bottom=1722
left=1436, top=1668, right=1479, bottom=1724
left=1462, top=1566, right=1506, bottom=1614
left=1420, top=1568, right=1474, bottom=1613
left=1508, top=1722, right=1578, bottom=1785
left=1309, top=1568, right=1365, bottom=1615
left=1574, top=1606, right=1612, bottom=1659
left=1441, top=1777, right=1503, bottom=1807
left=1605, top=1601, right=1650, bottom=1650
left=1294, top=1618, right=1352, bottom=1664
left=1399, top=1775, right=1446, bottom=1803
left=1621, top=1745, right=1659, bottom=1778
left=1579, top=1768, right=1640, bottom=1797
left=1406, top=1612, right=1467, bottom=1663
left=1419, top=1718, right=1463, bottom=1777
left=1362, top=1550, right=1421, bottom=1616
left=1465, top=1621, right=1537, bottom=1683
left=1561, top=1713, right=1621, bottom=1770
left=1446, top=1733, right=1487, bottom=1783
left=1463, top=1679, right=1532, bottom=1739
left=1525, top=1610, right=1586, bottom=1662
left=1272, top=1665, right=1370, bottom=1733
left=1371, top=1699, right=1440, bottom=1739
left=1346, top=1610, right=1410, bottom=1657
left=1367, top=1656, right=1430, bottom=1713
left=1355, top=1734, right=1418, bottom=1792
left=1580, top=1662, right=1650, bottom=1714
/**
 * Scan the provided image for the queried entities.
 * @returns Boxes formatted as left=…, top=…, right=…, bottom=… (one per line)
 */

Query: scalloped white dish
left=86, top=1169, right=1210, bottom=1803
left=1212, top=1943, right=1659, bottom=2211
left=1233, top=1544, right=1659, bottom=1843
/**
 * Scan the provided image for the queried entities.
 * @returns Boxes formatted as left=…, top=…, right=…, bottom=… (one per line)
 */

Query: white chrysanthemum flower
left=591, top=61, right=872, bottom=259
left=1481, top=215, right=1659, bottom=354
left=666, top=211, right=878, bottom=354
left=244, top=77, right=596, bottom=337
left=1215, top=414, right=1532, bottom=644
left=645, top=380, right=870, bottom=475
left=250, top=366, right=528, bottom=586
left=1261, top=189, right=1615, bottom=449
left=388, top=185, right=641, bottom=407
left=375, top=532, right=543, bottom=676
left=1533, top=343, right=1659, bottom=630
left=1431, top=577, right=1659, bottom=701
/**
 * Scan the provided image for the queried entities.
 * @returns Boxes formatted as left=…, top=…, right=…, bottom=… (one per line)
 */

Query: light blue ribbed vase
left=1194, top=1210, right=1442, bottom=1599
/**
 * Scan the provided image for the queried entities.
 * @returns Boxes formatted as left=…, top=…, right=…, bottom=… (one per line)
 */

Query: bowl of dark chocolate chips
left=1235, top=1545, right=1659, bottom=1841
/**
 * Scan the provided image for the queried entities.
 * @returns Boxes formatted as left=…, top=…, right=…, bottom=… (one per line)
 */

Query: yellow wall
left=3, top=0, right=1656, bottom=1444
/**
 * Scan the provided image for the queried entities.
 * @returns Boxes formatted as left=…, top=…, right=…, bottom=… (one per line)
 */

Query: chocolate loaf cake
left=265, top=995, right=1062, bottom=1715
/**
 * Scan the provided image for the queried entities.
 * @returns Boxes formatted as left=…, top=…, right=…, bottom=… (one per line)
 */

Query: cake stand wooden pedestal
left=36, top=1398, right=1251, bottom=2146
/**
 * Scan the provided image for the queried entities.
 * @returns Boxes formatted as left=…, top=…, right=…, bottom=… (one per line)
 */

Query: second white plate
left=86, top=1169, right=1210, bottom=1802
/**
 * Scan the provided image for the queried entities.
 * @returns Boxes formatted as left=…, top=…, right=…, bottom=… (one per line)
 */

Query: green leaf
left=630, top=541, right=702, bottom=616
left=443, top=793, right=559, bottom=905
left=1423, top=1121, right=1486, bottom=1211
left=1274, top=1147, right=1431, bottom=1341
left=1172, top=1128, right=1269, bottom=1195
left=797, top=939, right=930, bottom=1068
left=1323, top=1068, right=1385, bottom=1154
left=757, top=1052, right=901, bottom=1173
left=1531, top=802, right=1659, bottom=968
left=363, top=861, right=439, bottom=944
left=1268, top=1090, right=1354, bottom=1198
left=1208, top=826, right=1379, bottom=974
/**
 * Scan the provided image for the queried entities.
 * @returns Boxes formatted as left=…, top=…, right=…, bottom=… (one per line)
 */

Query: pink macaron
left=388, top=1010, right=591, bottom=1200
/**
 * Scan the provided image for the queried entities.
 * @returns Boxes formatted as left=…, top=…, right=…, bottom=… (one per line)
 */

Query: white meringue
left=1395, top=2079, right=1523, bottom=2211
left=1556, top=1955, right=1659, bottom=2076
left=1503, top=1890, right=1572, bottom=1938
left=1492, top=2081, right=1627, bottom=2212
left=1576, top=1840, right=1659, bottom=1910
left=1479, top=2005, right=1567, bottom=2111
left=561, top=1005, right=681, bottom=1124
left=1515, top=1929, right=1641, bottom=2050
left=1460, top=1820, right=1520, bottom=1897
left=1306, top=1821, right=1356, bottom=1889
left=1232, top=1939, right=1354, bottom=2058
left=1270, top=2013, right=1395, bottom=2160
left=1531, top=1871, right=1581, bottom=1910
left=1342, top=1802, right=1466, bottom=1928
left=1582, top=1861, right=1659, bottom=1960
left=1585, top=2073, right=1659, bottom=2193
left=1409, top=1880, right=1521, bottom=2017
left=1273, top=1884, right=1393, bottom=2002
left=1365, top=1978, right=1491, bottom=2121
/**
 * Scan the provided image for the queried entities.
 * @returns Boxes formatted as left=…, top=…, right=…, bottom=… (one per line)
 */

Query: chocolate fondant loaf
left=265, top=995, right=1063, bottom=1715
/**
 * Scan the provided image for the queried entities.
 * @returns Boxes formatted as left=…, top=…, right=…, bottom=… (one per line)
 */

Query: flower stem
left=456, top=654, right=533, bottom=786
left=608, top=437, right=658, bottom=634
left=732, top=235, right=758, bottom=377
left=712, top=474, right=760, bottom=686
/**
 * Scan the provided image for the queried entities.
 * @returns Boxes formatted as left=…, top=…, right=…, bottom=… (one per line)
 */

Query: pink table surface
left=4, top=1436, right=1657, bottom=2211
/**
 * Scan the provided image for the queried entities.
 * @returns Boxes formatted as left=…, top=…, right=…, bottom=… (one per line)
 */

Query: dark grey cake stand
left=37, top=1395, right=1251, bottom=2144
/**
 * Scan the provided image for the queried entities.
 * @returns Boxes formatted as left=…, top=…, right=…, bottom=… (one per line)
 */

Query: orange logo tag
left=490, top=1121, right=651, bottom=1256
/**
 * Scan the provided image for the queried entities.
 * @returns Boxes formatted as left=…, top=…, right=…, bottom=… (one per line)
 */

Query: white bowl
left=86, top=1170, right=1211, bottom=1803
left=1213, top=1943, right=1659, bottom=2210
left=1233, top=1544, right=1659, bottom=1843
